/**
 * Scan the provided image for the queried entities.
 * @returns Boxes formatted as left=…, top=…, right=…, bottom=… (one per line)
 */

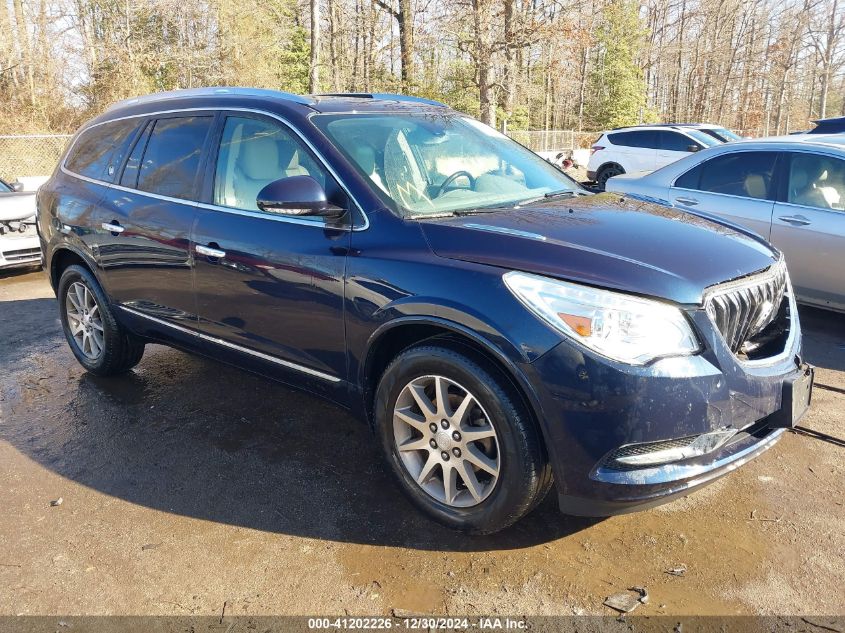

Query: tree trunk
left=397, top=0, right=414, bottom=91
left=310, top=0, right=320, bottom=93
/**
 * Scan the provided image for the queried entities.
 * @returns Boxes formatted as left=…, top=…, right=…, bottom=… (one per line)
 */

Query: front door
left=191, top=113, right=351, bottom=386
left=655, top=130, right=699, bottom=170
left=97, top=114, right=216, bottom=323
left=770, top=151, right=845, bottom=310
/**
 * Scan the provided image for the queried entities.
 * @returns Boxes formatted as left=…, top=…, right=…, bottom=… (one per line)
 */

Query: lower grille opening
left=602, top=427, right=738, bottom=471
left=2, top=247, right=41, bottom=262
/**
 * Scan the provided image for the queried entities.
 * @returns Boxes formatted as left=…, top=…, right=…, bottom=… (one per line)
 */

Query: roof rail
left=107, top=87, right=313, bottom=111
left=314, top=92, right=447, bottom=107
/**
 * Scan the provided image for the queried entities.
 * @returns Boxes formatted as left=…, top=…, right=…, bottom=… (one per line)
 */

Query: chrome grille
left=704, top=260, right=788, bottom=354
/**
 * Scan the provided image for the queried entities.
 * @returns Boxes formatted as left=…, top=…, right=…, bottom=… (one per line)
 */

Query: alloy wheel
left=65, top=281, right=105, bottom=360
left=393, top=375, right=501, bottom=507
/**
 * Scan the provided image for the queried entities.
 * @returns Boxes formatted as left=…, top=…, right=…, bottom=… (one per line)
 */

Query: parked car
left=0, top=177, right=41, bottom=270
left=606, top=134, right=845, bottom=313
left=803, top=116, right=845, bottom=135
left=674, top=123, right=744, bottom=143
left=37, top=88, right=812, bottom=533
left=586, top=124, right=725, bottom=189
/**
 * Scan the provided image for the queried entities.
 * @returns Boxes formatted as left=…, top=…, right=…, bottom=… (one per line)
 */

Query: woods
left=0, top=0, right=843, bottom=135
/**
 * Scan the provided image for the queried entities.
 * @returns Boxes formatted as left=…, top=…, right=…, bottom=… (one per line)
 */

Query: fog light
left=612, top=428, right=738, bottom=467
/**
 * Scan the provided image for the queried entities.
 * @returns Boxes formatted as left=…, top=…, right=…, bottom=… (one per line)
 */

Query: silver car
left=607, top=134, right=845, bottom=312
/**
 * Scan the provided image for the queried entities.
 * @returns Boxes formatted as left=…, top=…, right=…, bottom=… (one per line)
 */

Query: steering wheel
left=435, top=170, right=476, bottom=198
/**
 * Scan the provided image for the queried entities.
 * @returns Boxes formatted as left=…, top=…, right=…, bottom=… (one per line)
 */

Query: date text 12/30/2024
left=307, top=617, right=527, bottom=630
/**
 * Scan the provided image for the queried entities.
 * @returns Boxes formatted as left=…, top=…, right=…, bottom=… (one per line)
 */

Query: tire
left=375, top=344, right=549, bottom=534
left=58, top=264, right=145, bottom=376
left=596, top=164, right=624, bottom=190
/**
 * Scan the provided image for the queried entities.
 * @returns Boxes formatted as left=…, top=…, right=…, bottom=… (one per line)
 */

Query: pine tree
left=585, top=0, right=649, bottom=129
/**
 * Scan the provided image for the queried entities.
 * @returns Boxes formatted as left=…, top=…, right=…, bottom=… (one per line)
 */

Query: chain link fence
left=0, top=135, right=71, bottom=184
left=0, top=130, right=599, bottom=185
left=507, top=130, right=600, bottom=153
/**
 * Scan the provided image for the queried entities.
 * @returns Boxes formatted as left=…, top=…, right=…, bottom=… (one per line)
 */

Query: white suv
left=587, top=124, right=731, bottom=189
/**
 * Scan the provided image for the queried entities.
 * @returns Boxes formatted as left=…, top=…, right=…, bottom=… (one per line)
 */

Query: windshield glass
left=686, top=129, right=722, bottom=147
left=0, top=180, right=10, bottom=193
left=313, top=113, right=579, bottom=216
left=710, top=127, right=742, bottom=142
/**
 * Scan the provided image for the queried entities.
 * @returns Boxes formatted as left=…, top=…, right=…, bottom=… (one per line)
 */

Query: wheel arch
left=360, top=317, right=547, bottom=446
left=597, top=161, right=625, bottom=177
left=49, top=246, right=97, bottom=293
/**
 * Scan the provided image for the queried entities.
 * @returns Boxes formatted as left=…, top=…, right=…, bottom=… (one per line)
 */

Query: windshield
left=706, top=127, right=742, bottom=142
left=685, top=129, right=722, bottom=148
left=0, top=180, right=10, bottom=193
left=313, top=113, right=580, bottom=216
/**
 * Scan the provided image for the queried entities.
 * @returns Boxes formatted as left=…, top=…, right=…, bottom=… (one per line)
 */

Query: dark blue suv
left=37, top=88, right=813, bottom=533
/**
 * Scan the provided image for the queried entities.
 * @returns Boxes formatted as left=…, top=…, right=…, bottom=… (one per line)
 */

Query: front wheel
left=375, top=344, right=550, bottom=534
left=58, top=264, right=145, bottom=375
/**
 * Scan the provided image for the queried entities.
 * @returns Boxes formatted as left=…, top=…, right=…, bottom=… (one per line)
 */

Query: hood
left=419, top=193, right=778, bottom=305
left=0, top=191, right=37, bottom=223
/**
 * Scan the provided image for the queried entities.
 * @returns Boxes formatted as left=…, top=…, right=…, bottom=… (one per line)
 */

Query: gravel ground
left=0, top=269, right=843, bottom=617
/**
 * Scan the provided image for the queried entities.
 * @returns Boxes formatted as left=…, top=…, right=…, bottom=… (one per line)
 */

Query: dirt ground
left=1, top=269, right=843, bottom=617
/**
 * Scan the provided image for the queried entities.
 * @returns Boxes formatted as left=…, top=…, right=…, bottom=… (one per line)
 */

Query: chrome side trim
left=60, top=106, right=369, bottom=231
left=463, top=223, right=547, bottom=241
left=118, top=305, right=342, bottom=383
left=591, top=427, right=786, bottom=486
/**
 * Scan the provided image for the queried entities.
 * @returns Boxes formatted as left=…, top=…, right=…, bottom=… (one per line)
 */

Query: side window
left=119, top=121, right=151, bottom=188
left=675, top=164, right=702, bottom=190
left=687, top=152, right=778, bottom=199
left=659, top=131, right=698, bottom=152
left=607, top=132, right=632, bottom=147
left=608, top=131, right=657, bottom=149
left=632, top=131, right=659, bottom=149
left=787, top=153, right=845, bottom=211
left=137, top=116, right=213, bottom=200
left=65, top=119, right=143, bottom=182
left=213, top=116, right=333, bottom=212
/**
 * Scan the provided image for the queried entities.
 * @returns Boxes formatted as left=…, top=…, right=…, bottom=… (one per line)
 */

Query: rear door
left=770, top=151, right=845, bottom=309
left=97, top=113, right=216, bottom=323
left=668, top=150, right=780, bottom=238
left=190, top=112, right=351, bottom=388
left=606, top=131, right=658, bottom=173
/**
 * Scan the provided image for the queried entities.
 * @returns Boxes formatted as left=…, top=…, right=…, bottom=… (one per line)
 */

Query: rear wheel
left=58, top=264, right=145, bottom=375
left=596, top=164, right=624, bottom=189
left=375, top=344, right=549, bottom=534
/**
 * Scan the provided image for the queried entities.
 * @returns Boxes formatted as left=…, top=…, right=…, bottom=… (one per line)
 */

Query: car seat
left=790, top=159, right=831, bottom=209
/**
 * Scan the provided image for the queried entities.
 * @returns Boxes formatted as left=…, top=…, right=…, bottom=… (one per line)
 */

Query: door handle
left=778, top=215, right=811, bottom=226
left=675, top=197, right=699, bottom=206
left=101, top=222, right=125, bottom=234
left=196, top=244, right=226, bottom=259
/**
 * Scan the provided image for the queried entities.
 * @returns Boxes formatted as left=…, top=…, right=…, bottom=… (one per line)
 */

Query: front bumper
left=523, top=305, right=805, bottom=517
left=0, top=231, right=41, bottom=269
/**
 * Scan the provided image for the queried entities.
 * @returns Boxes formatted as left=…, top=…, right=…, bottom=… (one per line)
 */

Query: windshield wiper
left=514, top=190, right=582, bottom=206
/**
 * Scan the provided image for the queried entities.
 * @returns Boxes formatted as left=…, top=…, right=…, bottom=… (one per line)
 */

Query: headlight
left=503, top=271, right=701, bottom=365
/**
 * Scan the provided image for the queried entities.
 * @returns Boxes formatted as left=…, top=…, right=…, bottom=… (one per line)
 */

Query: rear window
left=65, top=119, right=143, bottom=182
left=607, top=130, right=659, bottom=149
left=136, top=116, right=213, bottom=200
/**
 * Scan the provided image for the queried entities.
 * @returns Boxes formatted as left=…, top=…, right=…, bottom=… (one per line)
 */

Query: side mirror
left=686, top=145, right=701, bottom=153
left=256, top=176, right=346, bottom=219
left=10, top=181, right=24, bottom=192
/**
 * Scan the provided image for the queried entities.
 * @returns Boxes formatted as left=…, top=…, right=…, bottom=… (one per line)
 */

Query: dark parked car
left=37, top=88, right=813, bottom=533
left=806, top=116, right=845, bottom=135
